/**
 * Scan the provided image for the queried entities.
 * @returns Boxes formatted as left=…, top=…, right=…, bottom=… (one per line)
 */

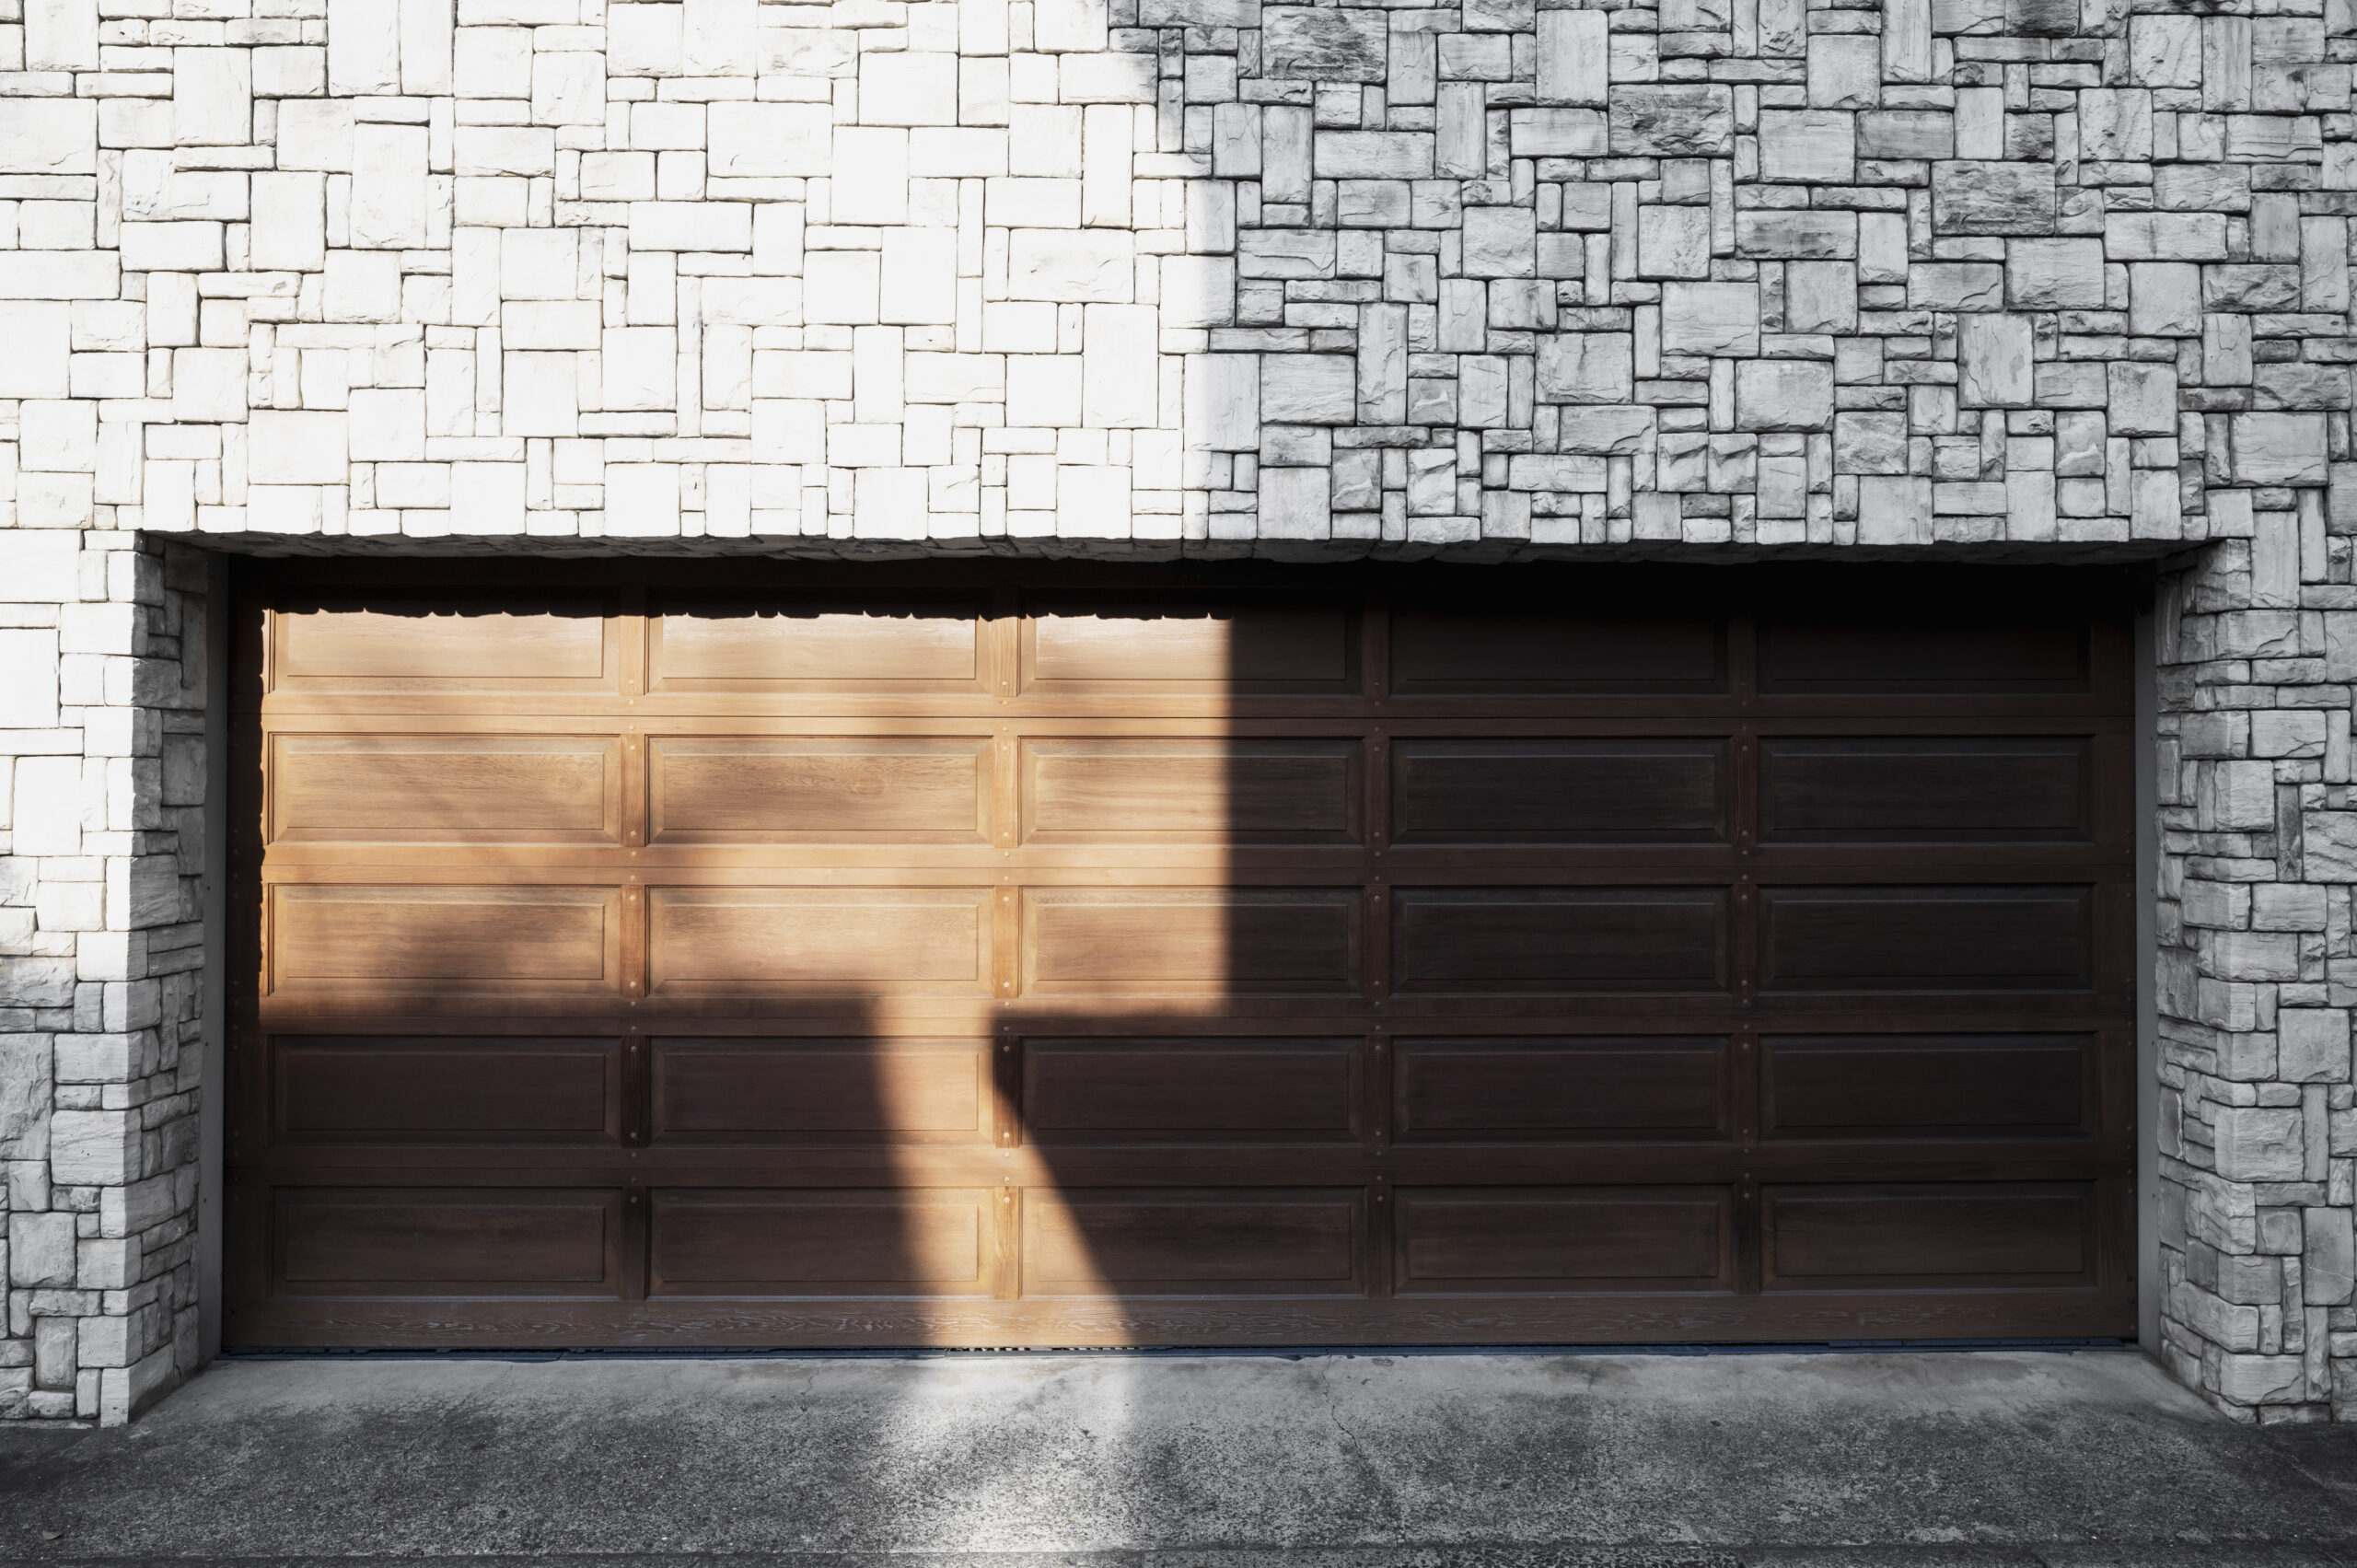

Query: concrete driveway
left=1, top=1348, right=2352, bottom=1567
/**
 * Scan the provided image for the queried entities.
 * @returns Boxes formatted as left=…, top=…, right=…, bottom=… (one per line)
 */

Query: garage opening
left=225, top=560, right=2137, bottom=1347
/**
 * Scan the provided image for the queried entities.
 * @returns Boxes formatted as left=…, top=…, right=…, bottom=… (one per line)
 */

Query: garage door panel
left=1762, top=1035, right=2096, bottom=1142
left=1393, top=1038, right=1732, bottom=1143
left=268, top=886, right=622, bottom=995
left=1023, top=739, right=1363, bottom=843
left=236, top=564, right=2136, bottom=1347
left=1021, top=1189, right=1364, bottom=1295
left=648, top=598, right=987, bottom=691
left=1759, top=887, right=2094, bottom=993
left=272, top=1188, right=621, bottom=1295
left=1394, top=889, right=1729, bottom=994
left=273, top=1037, right=619, bottom=1144
left=651, top=1040, right=993, bottom=1144
left=649, top=888, right=993, bottom=995
left=269, top=735, right=623, bottom=844
left=1759, top=738, right=2094, bottom=844
left=1024, top=889, right=1362, bottom=995
left=652, top=1190, right=993, bottom=1295
left=650, top=1189, right=995, bottom=1295
left=1389, top=612, right=1724, bottom=694
left=1022, top=1038, right=1362, bottom=1144
left=272, top=600, right=616, bottom=691
left=1759, top=621, right=2090, bottom=695
left=1391, top=740, right=1727, bottom=844
left=1395, top=1187, right=1734, bottom=1292
left=1762, top=1183, right=2100, bottom=1289
left=1026, top=603, right=1356, bottom=691
left=649, top=738, right=991, bottom=843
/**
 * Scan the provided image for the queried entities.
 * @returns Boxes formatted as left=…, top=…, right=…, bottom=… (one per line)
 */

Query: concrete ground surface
left=0, top=1349, right=2353, bottom=1568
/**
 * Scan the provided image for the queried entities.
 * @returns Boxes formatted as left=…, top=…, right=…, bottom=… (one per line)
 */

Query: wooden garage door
left=226, top=562, right=2137, bottom=1347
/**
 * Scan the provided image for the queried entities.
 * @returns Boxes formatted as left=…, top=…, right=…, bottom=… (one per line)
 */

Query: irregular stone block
left=1958, top=314, right=2034, bottom=407
left=1536, top=11, right=1606, bottom=106
left=1608, top=86, right=1734, bottom=157
left=1736, top=210, right=1855, bottom=259
left=1313, top=132, right=1434, bottom=180
left=2007, top=238, right=2103, bottom=309
left=1660, top=282, right=1759, bottom=356
left=6, top=1214, right=75, bottom=1289
left=1138, top=0, right=1259, bottom=21
left=1556, top=408, right=1655, bottom=454
left=1261, top=355, right=1358, bottom=424
left=1509, top=109, right=1606, bottom=158
left=1933, top=160, right=2056, bottom=236
left=0, top=99, right=99, bottom=175
left=1262, top=8, right=1388, bottom=82
left=1537, top=331, right=1633, bottom=404
left=2232, top=413, right=2328, bottom=485
left=1735, top=361, right=1833, bottom=431
left=708, top=102, right=831, bottom=178
left=1858, top=110, right=1952, bottom=161
left=1759, top=110, right=1854, bottom=184
left=2280, top=1011, right=2351, bottom=1084
left=2212, top=1107, right=2305, bottom=1182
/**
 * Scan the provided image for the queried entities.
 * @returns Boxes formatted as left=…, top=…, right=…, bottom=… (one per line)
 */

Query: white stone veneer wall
left=0, top=0, right=2351, bottom=1421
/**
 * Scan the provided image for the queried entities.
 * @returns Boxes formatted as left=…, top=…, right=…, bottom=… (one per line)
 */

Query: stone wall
left=2158, top=534, right=2357, bottom=1423
left=1, top=537, right=207, bottom=1422
left=0, top=0, right=2351, bottom=1420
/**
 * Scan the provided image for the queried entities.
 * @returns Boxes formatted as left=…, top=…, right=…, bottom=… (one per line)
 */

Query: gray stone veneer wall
left=0, top=0, right=2351, bottom=1421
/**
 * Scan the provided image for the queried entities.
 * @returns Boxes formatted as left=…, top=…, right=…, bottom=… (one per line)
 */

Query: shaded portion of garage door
left=226, top=563, right=2136, bottom=1347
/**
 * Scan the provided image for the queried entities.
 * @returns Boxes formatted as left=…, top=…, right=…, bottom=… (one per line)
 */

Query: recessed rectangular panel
left=273, top=1189, right=618, bottom=1295
left=1765, top=1035, right=2096, bottom=1140
left=649, top=888, right=991, bottom=995
left=269, top=735, right=621, bottom=845
left=650, top=738, right=991, bottom=843
left=1759, top=621, right=2090, bottom=693
left=1026, top=603, right=1353, bottom=689
left=1393, top=1038, right=1731, bottom=1143
left=1760, top=738, right=2094, bottom=842
left=1759, top=887, right=2094, bottom=993
left=653, top=1040, right=991, bottom=1144
left=1389, top=612, right=1723, bottom=693
left=1024, top=1039, right=1360, bottom=1144
left=648, top=599, right=983, bottom=689
left=1394, top=889, right=1728, bottom=993
left=273, top=1037, right=617, bottom=1143
left=268, top=886, right=620, bottom=994
left=1392, top=740, right=1726, bottom=843
left=1022, top=1189, right=1362, bottom=1295
left=650, top=1189, right=992, bottom=1295
left=272, top=603, right=611, bottom=690
left=1023, top=738, right=1362, bottom=844
left=1024, top=889, right=1361, bottom=995
left=1395, top=1188, right=1733, bottom=1292
left=1763, top=1183, right=2099, bottom=1288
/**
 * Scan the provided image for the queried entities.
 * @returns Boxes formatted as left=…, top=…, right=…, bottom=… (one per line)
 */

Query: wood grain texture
left=1026, top=603, right=1353, bottom=688
left=230, top=561, right=2137, bottom=1348
left=268, top=886, right=621, bottom=994
left=653, top=1040, right=993, bottom=1143
left=651, top=738, right=991, bottom=842
left=270, top=735, right=623, bottom=844
left=648, top=599, right=984, bottom=690
left=1391, top=739, right=1726, bottom=844
left=1023, top=738, right=1362, bottom=843
left=273, top=601, right=613, bottom=690
left=649, top=888, right=994, bottom=994
left=1759, top=738, right=2092, bottom=842
left=650, top=1189, right=994, bottom=1295
left=1394, top=1187, right=1735, bottom=1292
